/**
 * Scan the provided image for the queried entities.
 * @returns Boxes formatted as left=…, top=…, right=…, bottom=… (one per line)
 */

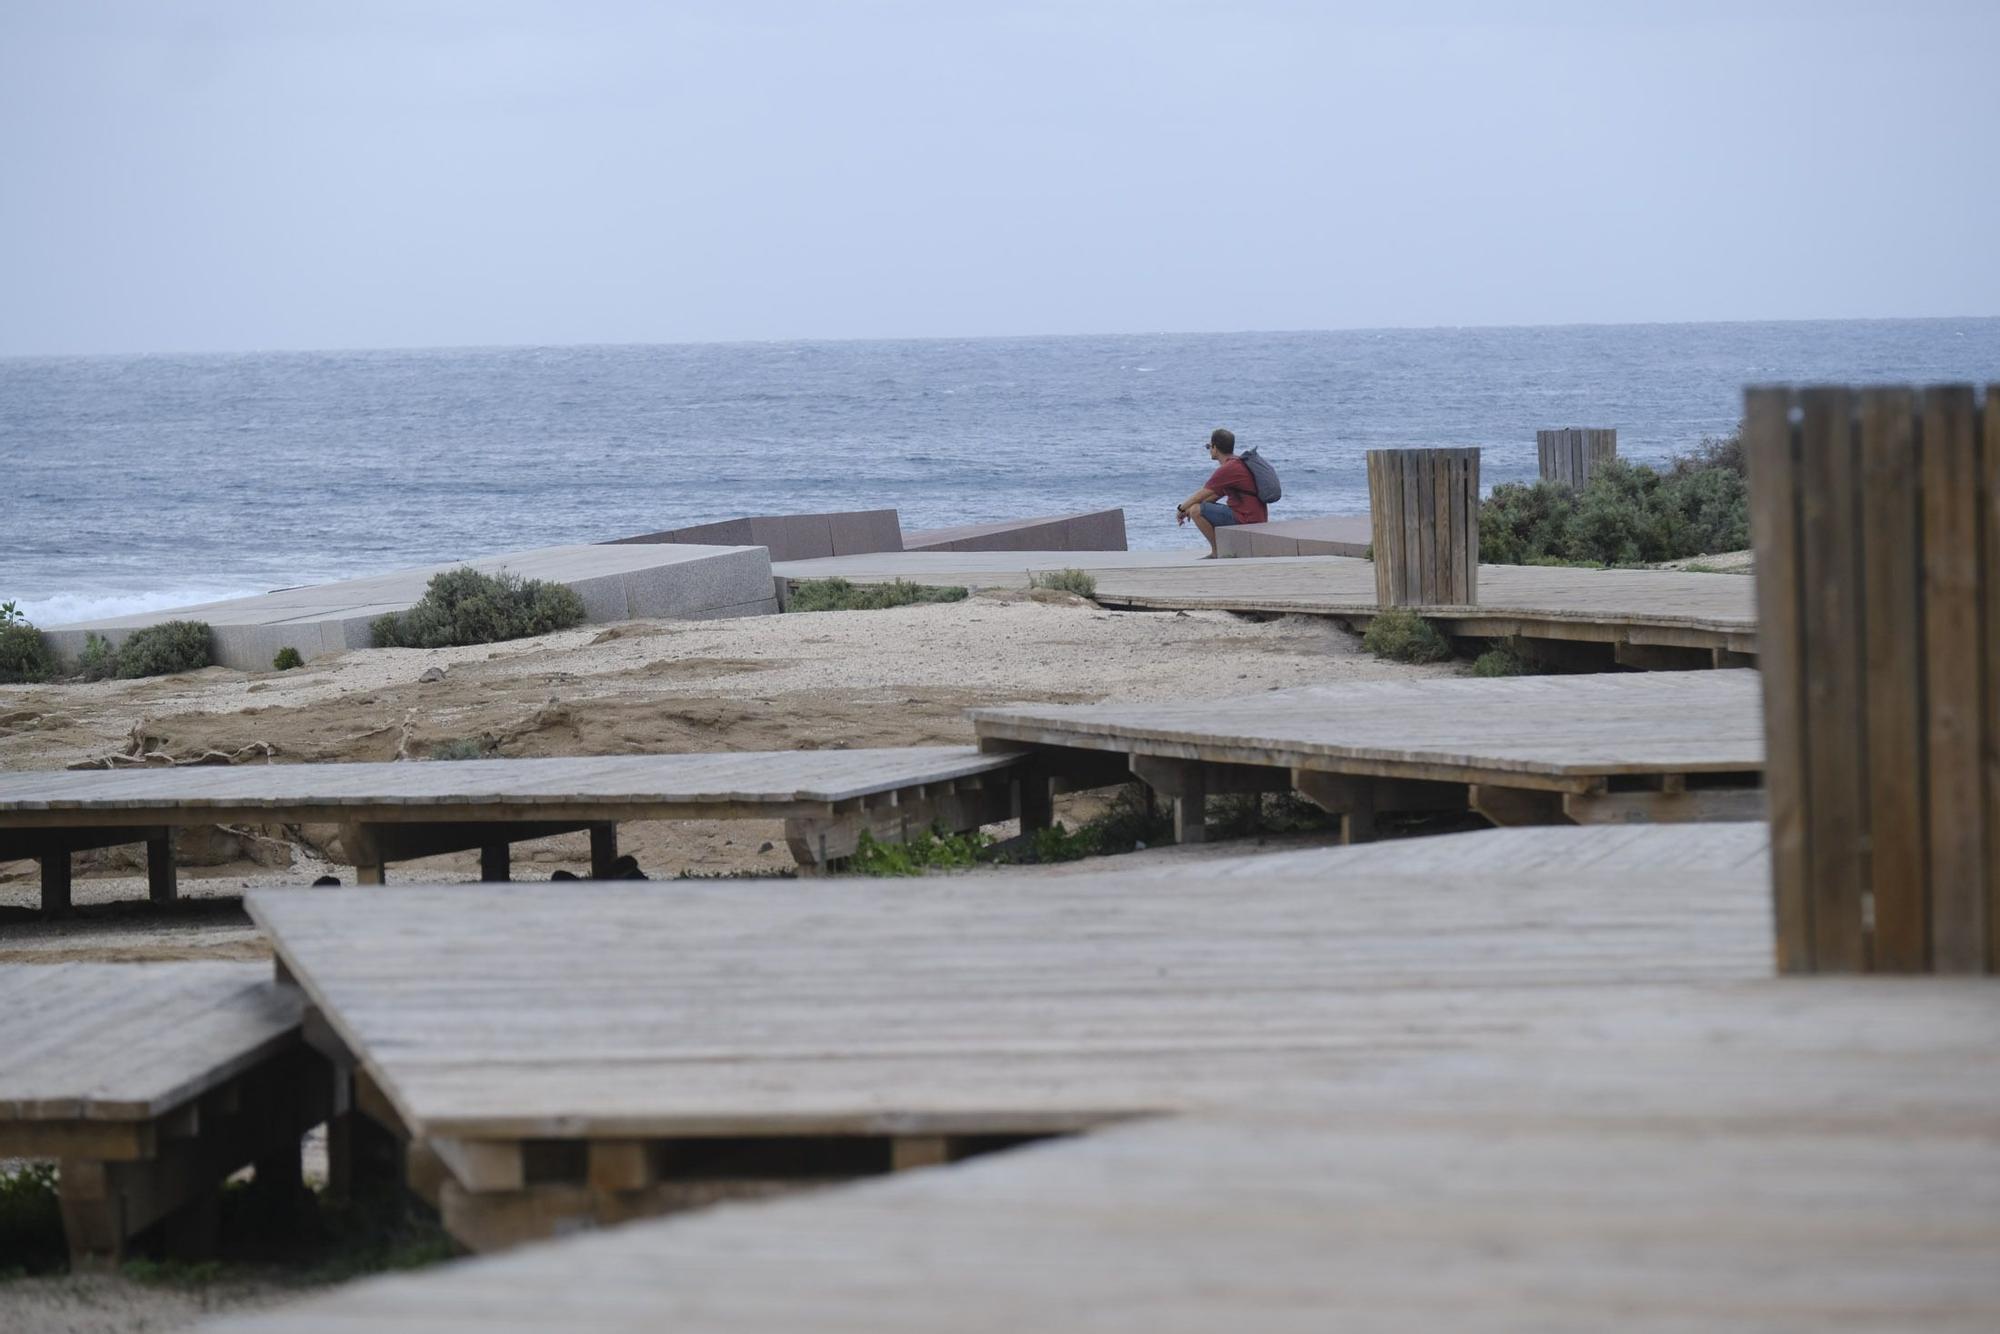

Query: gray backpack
left=1240, top=447, right=1282, bottom=504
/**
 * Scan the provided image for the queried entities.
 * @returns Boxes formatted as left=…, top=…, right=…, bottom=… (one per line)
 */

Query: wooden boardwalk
left=215, top=824, right=2000, bottom=1329
left=245, top=822, right=1775, bottom=1251
left=0, top=746, right=1027, bottom=912
left=774, top=551, right=1758, bottom=662
left=0, top=963, right=322, bottom=1266
left=977, top=669, right=1765, bottom=840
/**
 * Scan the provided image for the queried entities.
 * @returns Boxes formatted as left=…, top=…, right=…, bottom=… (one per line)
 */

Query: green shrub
left=78, top=632, right=116, bottom=681
left=428, top=737, right=496, bottom=761
left=371, top=568, right=587, bottom=649
left=847, top=825, right=991, bottom=875
left=272, top=645, right=305, bottom=671
left=1362, top=608, right=1454, bottom=663
left=113, top=620, right=214, bottom=678
left=999, top=786, right=1174, bottom=865
left=0, top=622, right=56, bottom=684
left=1027, top=568, right=1098, bottom=598
left=0, top=1162, right=64, bottom=1278
left=1480, top=432, right=1749, bottom=567
left=785, top=578, right=969, bottom=613
left=1471, top=645, right=1534, bottom=677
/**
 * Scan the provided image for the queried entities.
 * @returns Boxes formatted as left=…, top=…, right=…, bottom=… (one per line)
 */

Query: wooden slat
left=1795, top=388, right=1868, bottom=969
left=1986, top=386, right=2000, bottom=972
left=1921, top=385, right=1988, bottom=973
left=1858, top=388, right=1927, bottom=970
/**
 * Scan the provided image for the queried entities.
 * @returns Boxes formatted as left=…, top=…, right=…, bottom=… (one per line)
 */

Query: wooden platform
left=976, top=669, right=1765, bottom=842
left=773, top=551, right=1758, bottom=662
left=213, top=833, right=2000, bottom=1330
left=0, top=963, right=325, bottom=1267
left=0, top=746, right=1030, bottom=914
left=244, top=822, right=1775, bottom=1251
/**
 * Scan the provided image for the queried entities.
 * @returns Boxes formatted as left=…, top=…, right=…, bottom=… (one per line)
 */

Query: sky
left=1, top=0, right=1996, bottom=356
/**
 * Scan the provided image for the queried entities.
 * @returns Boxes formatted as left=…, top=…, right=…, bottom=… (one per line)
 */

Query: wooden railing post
left=1744, top=383, right=1999, bottom=974
left=1366, top=448, right=1479, bottom=607
left=1536, top=427, right=1617, bottom=488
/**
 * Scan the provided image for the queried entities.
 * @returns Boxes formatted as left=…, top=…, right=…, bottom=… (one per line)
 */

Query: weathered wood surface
left=1537, top=426, right=1617, bottom=487
left=1367, top=447, right=1480, bottom=606
left=207, top=975, right=2000, bottom=1332
left=246, top=823, right=1773, bottom=1145
left=976, top=670, right=1763, bottom=790
left=779, top=551, right=1758, bottom=653
left=1745, top=383, right=2000, bottom=972
left=0, top=963, right=302, bottom=1124
left=0, top=748, right=1019, bottom=823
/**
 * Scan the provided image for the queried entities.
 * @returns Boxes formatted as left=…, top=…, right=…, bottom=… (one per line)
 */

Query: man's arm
left=1177, top=486, right=1218, bottom=515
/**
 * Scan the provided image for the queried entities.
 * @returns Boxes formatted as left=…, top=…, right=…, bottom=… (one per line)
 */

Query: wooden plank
left=1795, top=387, right=1868, bottom=970
left=1987, top=386, right=2000, bottom=972
left=1418, top=449, right=1438, bottom=603
left=1858, top=388, right=1928, bottom=970
left=1400, top=450, right=1422, bottom=605
left=1921, top=385, right=1987, bottom=973
left=1743, top=385, right=1810, bottom=970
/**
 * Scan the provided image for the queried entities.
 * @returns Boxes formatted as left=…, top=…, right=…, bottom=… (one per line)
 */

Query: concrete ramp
left=904, top=508, right=1126, bottom=553
left=41, top=543, right=776, bottom=670
left=606, top=510, right=903, bottom=561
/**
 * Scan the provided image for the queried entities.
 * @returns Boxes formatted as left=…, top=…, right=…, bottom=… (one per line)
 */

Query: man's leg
left=1193, top=511, right=1216, bottom=555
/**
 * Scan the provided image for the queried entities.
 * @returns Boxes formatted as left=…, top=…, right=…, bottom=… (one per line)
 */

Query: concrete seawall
left=40, top=544, right=776, bottom=671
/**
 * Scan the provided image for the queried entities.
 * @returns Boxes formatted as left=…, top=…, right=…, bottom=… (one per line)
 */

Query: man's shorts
left=1199, top=501, right=1239, bottom=526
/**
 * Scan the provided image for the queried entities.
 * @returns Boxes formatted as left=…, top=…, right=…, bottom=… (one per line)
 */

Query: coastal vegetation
left=273, top=646, right=305, bottom=671
left=1480, top=431, right=1748, bottom=566
left=1361, top=608, right=1455, bottom=664
left=1027, top=568, right=1098, bottom=598
left=784, top=577, right=969, bottom=613
left=1470, top=644, right=1534, bottom=677
left=75, top=620, right=216, bottom=681
left=370, top=568, right=586, bottom=649
left=0, top=603, right=57, bottom=684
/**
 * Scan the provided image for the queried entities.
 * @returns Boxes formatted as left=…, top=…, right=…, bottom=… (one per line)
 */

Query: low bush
left=371, top=568, right=587, bottom=649
left=848, top=825, right=991, bottom=875
left=78, top=633, right=116, bottom=681
left=1362, top=608, right=1454, bottom=663
left=1470, top=645, right=1535, bottom=677
left=785, top=578, right=969, bottom=613
left=113, top=620, right=214, bottom=678
left=272, top=646, right=305, bottom=671
left=1027, top=568, right=1098, bottom=598
left=0, top=1162, right=65, bottom=1278
left=1480, top=431, right=1749, bottom=566
left=0, top=621, right=56, bottom=684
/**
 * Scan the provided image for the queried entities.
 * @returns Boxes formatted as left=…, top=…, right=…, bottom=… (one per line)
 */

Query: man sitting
left=1175, top=427, right=1267, bottom=557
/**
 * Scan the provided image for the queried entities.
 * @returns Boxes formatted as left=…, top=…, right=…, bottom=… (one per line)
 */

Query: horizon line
left=3, top=314, right=2000, bottom=366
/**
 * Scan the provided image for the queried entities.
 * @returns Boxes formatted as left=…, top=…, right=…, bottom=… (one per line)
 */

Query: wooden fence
left=1537, top=428, right=1617, bottom=488
left=1366, top=448, right=1480, bottom=607
left=1744, top=384, right=1999, bottom=974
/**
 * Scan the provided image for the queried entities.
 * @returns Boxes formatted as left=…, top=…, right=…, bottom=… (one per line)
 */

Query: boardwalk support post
left=1366, top=448, right=1480, bottom=607
left=1744, top=383, right=2000, bottom=974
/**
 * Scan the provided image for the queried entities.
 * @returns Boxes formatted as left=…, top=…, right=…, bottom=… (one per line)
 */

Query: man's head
left=1207, top=427, right=1236, bottom=460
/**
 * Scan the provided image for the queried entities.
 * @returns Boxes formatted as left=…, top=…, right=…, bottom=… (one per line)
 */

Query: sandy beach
left=0, top=591, right=1458, bottom=965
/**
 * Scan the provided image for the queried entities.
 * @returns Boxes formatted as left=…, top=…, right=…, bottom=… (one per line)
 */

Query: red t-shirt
left=1205, top=456, right=1268, bottom=524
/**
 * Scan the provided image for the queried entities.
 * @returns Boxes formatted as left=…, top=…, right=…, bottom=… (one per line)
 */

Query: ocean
left=4, top=318, right=1997, bottom=626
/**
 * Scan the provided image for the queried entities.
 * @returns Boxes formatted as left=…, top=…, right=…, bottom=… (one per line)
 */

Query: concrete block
left=1217, top=515, right=1371, bottom=559
left=904, top=509, right=1127, bottom=554
left=828, top=508, right=904, bottom=556
left=625, top=547, right=773, bottom=620
left=748, top=515, right=836, bottom=563
left=607, top=518, right=755, bottom=547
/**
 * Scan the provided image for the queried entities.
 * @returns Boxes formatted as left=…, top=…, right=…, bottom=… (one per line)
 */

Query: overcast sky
left=2, top=0, right=1995, bottom=356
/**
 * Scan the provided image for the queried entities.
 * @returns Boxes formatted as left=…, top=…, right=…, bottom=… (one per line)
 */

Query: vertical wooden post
left=1744, top=383, right=1997, bottom=974
left=1536, top=428, right=1617, bottom=487
left=146, top=830, right=178, bottom=906
left=1367, top=448, right=1479, bottom=607
left=40, top=850, right=73, bottom=919
left=479, top=843, right=511, bottom=883
left=588, top=824, right=619, bottom=880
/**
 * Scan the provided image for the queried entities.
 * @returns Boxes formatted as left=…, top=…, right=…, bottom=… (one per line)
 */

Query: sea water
left=4, top=318, right=1997, bottom=625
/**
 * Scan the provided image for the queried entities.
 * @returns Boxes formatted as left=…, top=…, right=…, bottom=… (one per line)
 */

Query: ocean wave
left=17, top=587, right=267, bottom=628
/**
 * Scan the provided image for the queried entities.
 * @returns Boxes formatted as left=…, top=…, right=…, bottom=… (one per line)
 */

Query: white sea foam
left=18, top=588, right=266, bottom=628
